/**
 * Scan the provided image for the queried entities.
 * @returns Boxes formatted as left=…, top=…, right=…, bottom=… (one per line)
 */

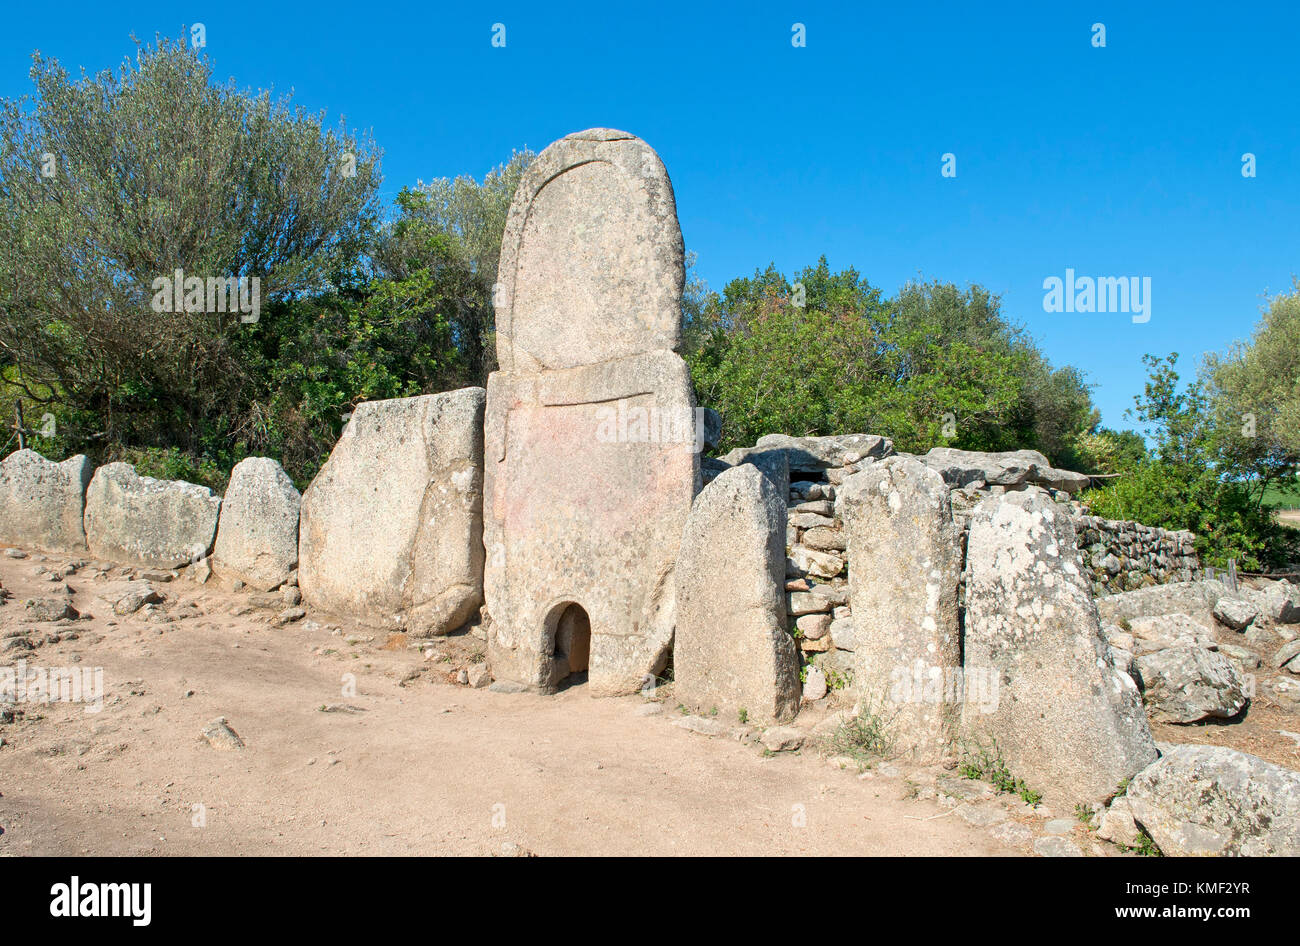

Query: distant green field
left=1263, top=478, right=1300, bottom=510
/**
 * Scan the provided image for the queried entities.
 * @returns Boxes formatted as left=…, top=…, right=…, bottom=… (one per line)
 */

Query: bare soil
left=2, top=551, right=1294, bottom=857
left=0, top=552, right=1023, bottom=857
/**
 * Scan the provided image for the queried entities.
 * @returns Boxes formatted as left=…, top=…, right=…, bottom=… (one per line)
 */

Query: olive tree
left=0, top=35, right=381, bottom=453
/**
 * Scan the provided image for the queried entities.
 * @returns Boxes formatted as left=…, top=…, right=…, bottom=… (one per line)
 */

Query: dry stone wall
left=1072, top=514, right=1199, bottom=595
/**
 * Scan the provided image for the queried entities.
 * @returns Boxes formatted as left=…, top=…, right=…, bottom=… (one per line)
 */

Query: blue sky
left=4, top=1, right=1297, bottom=431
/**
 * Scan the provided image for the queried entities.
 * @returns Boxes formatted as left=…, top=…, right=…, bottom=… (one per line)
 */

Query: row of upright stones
left=692, top=431, right=1162, bottom=804
left=0, top=449, right=300, bottom=591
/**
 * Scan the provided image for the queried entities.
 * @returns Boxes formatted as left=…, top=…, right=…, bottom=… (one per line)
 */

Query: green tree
left=893, top=279, right=1098, bottom=466
left=0, top=36, right=381, bottom=461
left=1201, top=280, right=1300, bottom=490
left=1084, top=353, right=1298, bottom=569
left=1072, top=427, right=1147, bottom=473
left=373, top=151, right=533, bottom=385
left=687, top=262, right=1094, bottom=460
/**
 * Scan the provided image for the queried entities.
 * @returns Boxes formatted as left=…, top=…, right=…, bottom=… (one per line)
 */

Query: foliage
left=1071, top=427, right=1147, bottom=474
left=1201, top=280, right=1300, bottom=486
left=686, top=262, right=1095, bottom=461
left=1124, top=827, right=1163, bottom=857
left=0, top=36, right=381, bottom=470
left=109, top=445, right=228, bottom=494
left=0, top=366, right=77, bottom=460
left=373, top=150, right=534, bottom=385
left=893, top=279, right=1099, bottom=466
left=1082, top=353, right=1300, bottom=570
left=958, top=740, right=1042, bottom=806
left=819, top=698, right=896, bottom=770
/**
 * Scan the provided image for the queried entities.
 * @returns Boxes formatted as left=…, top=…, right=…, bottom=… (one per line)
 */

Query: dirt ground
left=0, top=551, right=1028, bottom=857
left=1, top=550, right=1296, bottom=857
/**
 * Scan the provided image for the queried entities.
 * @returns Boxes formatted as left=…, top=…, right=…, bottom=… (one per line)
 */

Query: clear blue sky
left=4, top=1, right=1297, bottom=431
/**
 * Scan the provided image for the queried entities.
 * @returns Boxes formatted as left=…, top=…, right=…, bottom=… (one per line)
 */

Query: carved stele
left=485, top=129, right=698, bottom=695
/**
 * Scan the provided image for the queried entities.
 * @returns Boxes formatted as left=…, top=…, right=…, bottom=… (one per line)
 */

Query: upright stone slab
left=485, top=129, right=698, bottom=695
left=299, top=388, right=485, bottom=636
left=0, top=449, right=93, bottom=552
left=838, top=456, right=961, bottom=762
left=674, top=465, right=800, bottom=723
left=963, top=488, right=1157, bottom=806
left=212, top=457, right=302, bottom=591
left=83, top=463, right=222, bottom=568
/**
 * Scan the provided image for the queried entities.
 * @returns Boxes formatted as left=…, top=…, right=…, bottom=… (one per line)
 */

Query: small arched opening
left=548, top=602, right=591, bottom=689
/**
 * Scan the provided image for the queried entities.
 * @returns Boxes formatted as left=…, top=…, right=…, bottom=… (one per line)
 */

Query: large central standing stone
left=963, top=488, right=1157, bottom=805
left=838, top=456, right=961, bottom=762
left=484, top=129, right=698, bottom=695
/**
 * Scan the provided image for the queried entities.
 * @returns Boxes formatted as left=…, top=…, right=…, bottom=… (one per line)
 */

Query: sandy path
left=0, top=553, right=1032, bottom=856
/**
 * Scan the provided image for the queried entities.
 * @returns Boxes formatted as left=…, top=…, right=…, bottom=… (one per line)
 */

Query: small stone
left=201, top=717, right=244, bottom=750
left=466, top=665, right=491, bottom=688
left=1043, top=818, right=1074, bottom=835
left=829, top=616, right=856, bottom=651
left=24, top=598, right=77, bottom=622
left=5, top=549, right=28, bottom=559
left=789, top=513, right=835, bottom=530
left=1273, top=640, right=1300, bottom=669
left=788, top=546, right=843, bottom=580
left=988, top=821, right=1034, bottom=845
left=320, top=703, right=366, bottom=714
left=760, top=726, right=805, bottom=752
left=792, top=500, right=833, bottom=516
left=788, top=592, right=832, bottom=616
left=273, top=607, right=306, bottom=626
left=796, top=613, right=832, bottom=639
left=1033, top=836, right=1082, bottom=857
left=802, top=666, right=828, bottom=701
left=673, top=715, right=727, bottom=736
left=799, top=635, right=831, bottom=653
left=190, top=557, right=212, bottom=584
left=1213, top=596, right=1258, bottom=631
left=112, top=587, right=160, bottom=616
left=1096, top=798, right=1141, bottom=848
left=957, top=803, right=1009, bottom=827
left=801, top=527, right=846, bottom=552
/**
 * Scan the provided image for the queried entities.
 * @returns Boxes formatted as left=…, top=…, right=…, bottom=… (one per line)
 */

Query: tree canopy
left=685, top=260, right=1098, bottom=466
left=0, top=36, right=380, bottom=464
